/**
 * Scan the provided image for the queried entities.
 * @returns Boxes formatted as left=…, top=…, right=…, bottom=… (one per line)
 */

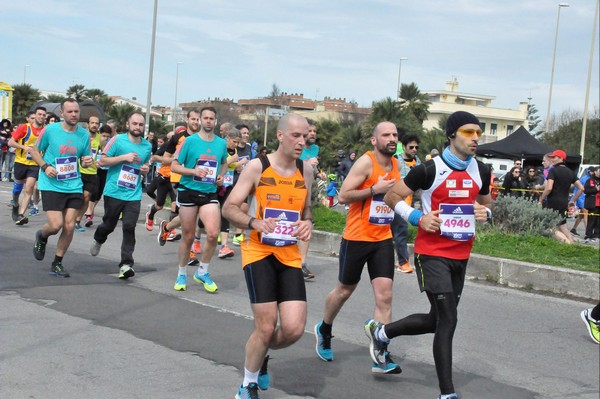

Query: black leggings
left=384, top=290, right=460, bottom=394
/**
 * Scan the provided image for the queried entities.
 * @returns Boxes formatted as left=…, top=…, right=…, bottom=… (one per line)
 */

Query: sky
left=1, top=0, right=598, bottom=123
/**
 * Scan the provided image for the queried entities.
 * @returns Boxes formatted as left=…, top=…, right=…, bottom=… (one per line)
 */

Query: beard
left=130, top=130, right=144, bottom=137
left=379, top=142, right=397, bottom=156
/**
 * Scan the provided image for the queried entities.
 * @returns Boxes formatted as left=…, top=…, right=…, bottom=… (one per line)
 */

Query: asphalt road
left=0, top=181, right=598, bottom=399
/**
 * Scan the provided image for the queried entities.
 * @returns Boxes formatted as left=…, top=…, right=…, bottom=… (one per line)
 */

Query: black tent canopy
left=30, top=100, right=106, bottom=124
left=476, top=126, right=581, bottom=168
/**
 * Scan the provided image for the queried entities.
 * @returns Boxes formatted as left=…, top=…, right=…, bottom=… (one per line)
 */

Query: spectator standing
left=338, top=150, right=356, bottom=181
left=326, top=173, right=338, bottom=207
left=524, top=166, right=544, bottom=201
left=571, top=167, right=593, bottom=236
left=582, top=166, right=599, bottom=243
left=0, top=119, right=11, bottom=180
left=502, top=166, right=525, bottom=198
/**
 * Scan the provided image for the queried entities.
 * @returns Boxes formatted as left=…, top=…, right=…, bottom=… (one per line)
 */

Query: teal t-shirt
left=300, top=144, right=319, bottom=160
left=176, top=133, right=228, bottom=193
left=103, top=134, right=152, bottom=201
left=36, top=123, right=91, bottom=194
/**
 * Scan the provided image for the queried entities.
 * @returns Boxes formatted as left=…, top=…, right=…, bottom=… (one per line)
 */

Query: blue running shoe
left=371, top=351, right=401, bottom=374
left=193, top=271, right=218, bottom=293
left=174, top=274, right=187, bottom=291
left=74, top=221, right=85, bottom=232
left=235, top=383, right=259, bottom=399
left=29, top=207, right=39, bottom=216
left=257, top=355, right=270, bottom=390
left=314, top=322, right=333, bottom=361
left=365, top=319, right=387, bottom=364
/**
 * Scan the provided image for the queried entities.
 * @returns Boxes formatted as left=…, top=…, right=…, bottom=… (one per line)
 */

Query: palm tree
left=399, top=82, right=430, bottom=124
left=107, top=103, right=139, bottom=131
left=85, top=88, right=107, bottom=101
left=43, top=93, right=66, bottom=103
left=12, top=83, right=41, bottom=123
left=66, top=84, right=88, bottom=102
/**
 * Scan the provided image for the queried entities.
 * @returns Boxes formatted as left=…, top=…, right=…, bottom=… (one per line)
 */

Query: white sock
left=198, top=262, right=209, bottom=275
left=178, top=266, right=186, bottom=275
left=377, top=325, right=390, bottom=344
left=242, top=368, right=259, bottom=387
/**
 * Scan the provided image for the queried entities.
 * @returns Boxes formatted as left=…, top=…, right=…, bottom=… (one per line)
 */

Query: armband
left=394, top=201, right=423, bottom=227
left=41, top=163, right=50, bottom=172
left=247, top=217, right=256, bottom=230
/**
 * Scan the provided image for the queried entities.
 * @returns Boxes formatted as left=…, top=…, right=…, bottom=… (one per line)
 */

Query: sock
left=320, top=321, right=332, bottom=336
left=178, top=266, right=186, bottom=275
left=377, top=325, right=391, bottom=344
left=242, top=368, right=259, bottom=386
left=53, top=255, right=63, bottom=265
left=197, top=262, right=209, bottom=275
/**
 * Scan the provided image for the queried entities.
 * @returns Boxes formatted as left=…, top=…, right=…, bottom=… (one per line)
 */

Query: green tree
left=66, top=84, right=88, bottom=102
left=85, top=88, right=107, bottom=101
left=43, top=93, right=66, bottom=103
left=542, top=108, right=599, bottom=163
left=399, top=82, right=430, bottom=124
left=527, top=102, right=542, bottom=137
left=107, top=103, right=139, bottom=132
left=149, top=117, right=169, bottom=136
left=11, top=83, right=41, bottom=123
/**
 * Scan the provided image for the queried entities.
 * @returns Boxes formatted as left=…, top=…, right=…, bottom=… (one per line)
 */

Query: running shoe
left=187, top=251, right=199, bottom=266
left=303, top=265, right=315, bottom=280
left=235, top=383, right=259, bottom=399
left=193, top=271, right=218, bottom=293
left=232, top=234, right=245, bottom=246
left=11, top=206, right=19, bottom=221
left=90, top=240, right=103, bottom=256
left=118, top=264, right=135, bottom=279
left=157, top=221, right=169, bottom=246
left=74, top=221, right=85, bottom=232
left=365, top=319, right=386, bottom=364
left=15, top=214, right=29, bottom=226
left=29, top=207, right=39, bottom=216
left=371, top=351, right=402, bottom=374
left=84, top=214, right=94, bottom=227
left=570, top=228, right=579, bottom=237
left=436, top=394, right=459, bottom=399
left=257, top=355, right=270, bottom=390
left=580, top=308, right=600, bottom=344
left=145, top=211, right=153, bottom=231
left=174, top=274, right=187, bottom=291
left=218, top=245, right=235, bottom=258
left=33, top=230, right=46, bottom=261
left=49, top=262, right=70, bottom=278
left=192, top=240, right=202, bottom=254
left=314, top=321, right=333, bottom=361
left=167, top=229, right=181, bottom=241
left=396, top=262, right=414, bottom=273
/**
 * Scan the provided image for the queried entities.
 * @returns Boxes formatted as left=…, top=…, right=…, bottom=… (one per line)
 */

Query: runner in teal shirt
left=176, top=133, right=228, bottom=193
left=102, top=133, right=152, bottom=201
left=36, top=122, right=91, bottom=194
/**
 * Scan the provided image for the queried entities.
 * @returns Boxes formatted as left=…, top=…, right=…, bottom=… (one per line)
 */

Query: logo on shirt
left=452, top=207, right=464, bottom=214
left=449, top=190, right=469, bottom=198
left=278, top=180, right=292, bottom=185
left=439, top=170, right=448, bottom=176
left=446, top=180, right=456, bottom=188
left=463, top=180, right=473, bottom=188
left=277, top=212, right=288, bottom=220
left=266, top=194, right=280, bottom=201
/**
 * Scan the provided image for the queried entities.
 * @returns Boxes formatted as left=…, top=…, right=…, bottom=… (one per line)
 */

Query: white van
left=480, top=157, right=515, bottom=179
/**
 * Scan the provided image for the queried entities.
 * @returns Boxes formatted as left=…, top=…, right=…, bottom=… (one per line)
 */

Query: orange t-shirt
left=241, top=157, right=307, bottom=268
left=342, top=151, right=400, bottom=242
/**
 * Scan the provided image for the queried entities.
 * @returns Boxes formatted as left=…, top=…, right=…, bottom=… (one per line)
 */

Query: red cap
left=549, top=149, right=566, bottom=160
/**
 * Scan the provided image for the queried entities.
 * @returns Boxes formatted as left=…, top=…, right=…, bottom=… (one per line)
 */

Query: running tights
left=384, top=291, right=459, bottom=394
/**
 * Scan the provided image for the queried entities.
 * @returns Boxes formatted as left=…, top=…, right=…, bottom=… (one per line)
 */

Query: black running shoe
left=49, top=262, right=70, bottom=278
left=15, top=214, right=29, bottom=226
left=33, top=230, right=47, bottom=261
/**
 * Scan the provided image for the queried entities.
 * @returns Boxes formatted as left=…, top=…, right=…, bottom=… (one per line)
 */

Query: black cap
left=446, top=111, right=481, bottom=137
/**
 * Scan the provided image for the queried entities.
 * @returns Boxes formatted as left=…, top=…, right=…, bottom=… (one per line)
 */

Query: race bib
left=56, top=156, right=78, bottom=180
left=439, top=203, right=475, bottom=241
left=368, top=194, right=394, bottom=225
left=260, top=208, right=300, bottom=246
left=117, top=165, right=140, bottom=190
left=193, top=159, right=218, bottom=183
left=223, top=170, right=234, bottom=187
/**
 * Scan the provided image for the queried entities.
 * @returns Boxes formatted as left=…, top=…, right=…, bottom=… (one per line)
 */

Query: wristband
left=370, top=186, right=376, bottom=196
left=247, top=217, right=255, bottom=230
left=408, top=209, right=424, bottom=226
left=394, top=201, right=423, bottom=227
left=41, top=163, right=50, bottom=172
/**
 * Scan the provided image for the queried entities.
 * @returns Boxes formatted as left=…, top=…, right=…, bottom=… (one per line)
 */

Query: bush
left=492, top=196, right=562, bottom=236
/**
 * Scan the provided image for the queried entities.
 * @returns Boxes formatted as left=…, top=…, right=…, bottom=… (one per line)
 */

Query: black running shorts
left=243, top=254, right=307, bottom=304
left=338, top=238, right=395, bottom=285
left=13, top=163, right=39, bottom=181
left=414, top=254, right=468, bottom=296
left=81, top=173, right=99, bottom=198
left=176, top=187, right=219, bottom=208
left=41, top=190, right=83, bottom=211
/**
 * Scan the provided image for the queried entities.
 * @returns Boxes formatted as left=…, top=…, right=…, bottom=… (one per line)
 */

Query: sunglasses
left=457, top=128, right=483, bottom=138
left=514, top=171, right=521, bottom=174
left=408, top=145, right=419, bottom=150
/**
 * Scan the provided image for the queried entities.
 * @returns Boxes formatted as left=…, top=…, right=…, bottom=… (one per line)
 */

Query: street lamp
left=545, top=3, right=569, bottom=134
left=397, top=57, right=408, bottom=100
left=23, top=65, right=30, bottom=84
left=579, top=0, right=599, bottom=161
left=144, top=0, right=158, bottom=135
left=173, top=62, right=183, bottom=125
